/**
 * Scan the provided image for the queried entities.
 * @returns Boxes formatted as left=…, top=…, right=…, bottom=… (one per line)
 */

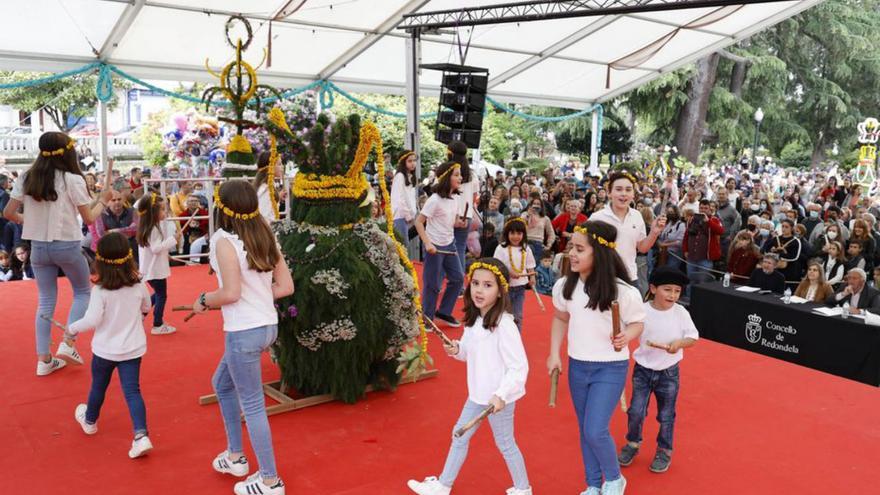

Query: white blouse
left=209, top=229, right=278, bottom=332
left=138, top=221, right=178, bottom=281
left=452, top=313, right=528, bottom=405
left=68, top=284, right=152, bottom=361
left=11, top=171, right=92, bottom=242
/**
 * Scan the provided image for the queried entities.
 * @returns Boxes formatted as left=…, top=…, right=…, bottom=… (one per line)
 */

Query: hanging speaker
left=422, top=63, right=489, bottom=149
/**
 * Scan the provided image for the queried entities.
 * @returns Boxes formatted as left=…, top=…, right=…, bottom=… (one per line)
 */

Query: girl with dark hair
left=449, top=141, right=477, bottom=272
left=253, top=151, right=283, bottom=223
left=3, top=131, right=113, bottom=376
left=548, top=220, right=646, bottom=495
left=68, top=232, right=154, bottom=458
left=191, top=180, right=294, bottom=495
left=136, top=193, right=183, bottom=335
left=391, top=150, right=419, bottom=251
left=11, top=242, right=33, bottom=280
left=494, top=218, right=536, bottom=331
left=523, top=196, right=555, bottom=261
left=415, top=161, right=465, bottom=327
left=408, top=258, right=531, bottom=495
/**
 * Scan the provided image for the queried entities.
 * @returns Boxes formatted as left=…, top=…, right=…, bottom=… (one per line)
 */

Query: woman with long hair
left=391, top=150, right=419, bottom=252
left=726, top=230, right=762, bottom=283
left=3, top=132, right=112, bottom=376
left=794, top=261, right=834, bottom=303
left=449, top=141, right=477, bottom=273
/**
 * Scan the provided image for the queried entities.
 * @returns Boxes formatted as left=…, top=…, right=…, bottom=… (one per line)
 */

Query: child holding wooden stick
left=136, top=192, right=183, bottom=335
left=494, top=217, right=536, bottom=331
left=618, top=266, right=697, bottom=474
left=548, top=221, right=645, bottom=495
left=67, top=232, right=153, bottom=458
left=190, top=180, right=294, bottom=495
left=408, top=258, right=532, bottom=495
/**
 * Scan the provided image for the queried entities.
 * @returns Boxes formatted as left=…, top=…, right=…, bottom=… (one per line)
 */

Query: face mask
left=747, top=224, right=757, bottom=232
left=759, top=228, right=770, bottom=237
left=750, top=204, right=760, bottom=211
left=827, top=231, right=838, bottom=240
left=809, top=210, right=819, bottom=218
left=510, top=207, right=522, bottom=216
left=761, top=203, right=768, bottom=210
left=644, top=198, right=653, bottom=206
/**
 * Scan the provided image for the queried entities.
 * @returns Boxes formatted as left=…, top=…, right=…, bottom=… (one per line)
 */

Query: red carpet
left=1, top=265, right=877, bottom=494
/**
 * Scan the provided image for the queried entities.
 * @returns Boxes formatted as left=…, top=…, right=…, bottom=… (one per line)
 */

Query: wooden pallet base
left=198, top=369, right=439, bottom=417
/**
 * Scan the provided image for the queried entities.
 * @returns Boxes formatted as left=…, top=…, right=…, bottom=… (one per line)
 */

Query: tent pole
left=589, top=109, right=599, bottom=175
left=404, top=29, right=421, bottom=180
left=97, top=99, right=109, bottom=173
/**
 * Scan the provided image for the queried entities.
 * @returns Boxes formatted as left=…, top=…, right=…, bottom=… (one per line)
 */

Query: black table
left=689, top=282, right=880, bottom=386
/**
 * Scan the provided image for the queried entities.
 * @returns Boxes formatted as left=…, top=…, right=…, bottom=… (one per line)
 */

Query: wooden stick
left=434, top=249, right=458, bottom=256
left=647, top=340, right=671, bottom=351
left=620, top=391, right=628, bottom=413
left=549, top=368, right=560, bottom=408
left=611, top=300, right=623, bottom=352
left=454, top=405, right=494, bottom=438
left=532, top=284, right=546, bottom=312
left=39, top=313, right=68, bottom=332
left=171, top=305, right=219, bottom=312
left=423, top=315, right=456, bottom=348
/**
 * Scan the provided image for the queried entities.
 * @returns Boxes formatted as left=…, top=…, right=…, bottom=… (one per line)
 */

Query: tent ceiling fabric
left=0, top=0, right=823, bottom=109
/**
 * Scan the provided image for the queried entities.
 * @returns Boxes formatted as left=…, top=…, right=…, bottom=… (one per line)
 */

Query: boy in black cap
left=618, top=266, right=699, bottom=474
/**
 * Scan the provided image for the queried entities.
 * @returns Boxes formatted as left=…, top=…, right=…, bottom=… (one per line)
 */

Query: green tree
left=0, top=71, right=129, bottom=131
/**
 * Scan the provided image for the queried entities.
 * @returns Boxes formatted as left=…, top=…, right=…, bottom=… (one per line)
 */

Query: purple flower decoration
left=288, top=305, right=299, bottom=318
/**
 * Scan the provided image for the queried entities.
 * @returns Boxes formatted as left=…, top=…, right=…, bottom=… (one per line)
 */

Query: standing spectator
left=656, top=205, right=686, bottom=271
left=681, top=200, right=724, bottom=286
left=483, top=196, right=505, bottom=235
left=763, top=219, right=802, bottom=287
left=168, top=180, right=193, bottom=218
left=551, top=199, right=588, bottom=254
left=522, top=197, right=555, bottom=262
left=848, top=219, right=875, bottom=270
left=714, top=188, right=740, bottom=255
left=727, top=230, right=761, bottom=283
left=128, top=167, right=145, bottom=200
left=0, top=174, right=9, bottom=236
left=3, top=132, right=112, bottom=376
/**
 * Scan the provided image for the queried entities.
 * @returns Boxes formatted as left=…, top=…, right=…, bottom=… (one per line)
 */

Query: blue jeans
left=453, top=227, right=469, bottom=272
left=147, top=278, right=167, bottom=327
left=393, top=218, right=412, bottom=253
left=31, top=240, right=91, bottom=356
left=528, top=240, right=544, bottom=264
left=213, top=325, right=279, bottom=479
left=569, top=358, right=628, bottom=489
left=685, top=259, right=712, bottom=297
left=422, top=243, right=464, bottom=319
left=86, top=355, right=147, bottom=436
left=626, top=362, right=680, bottom=451
left=439, top=399, right=529, bottom=490
left=509, top=285, right=526, bottom=331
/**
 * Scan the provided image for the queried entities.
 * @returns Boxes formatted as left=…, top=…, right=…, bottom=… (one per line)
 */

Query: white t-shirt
left=68, top=284, right=152, bottom=361
left=11, top=171, right=92, bottom=242
left=552, top=277, right=646, bottom=362
left=633, top=302, right=699, bottom=371
left=138, top=220, right=178, bottom=281
left=589, top=205, right=647, bottom=281
left=452, top=313, right=528, bottom=405
left=391, top=172, right=417, bottom=222
left=421, top=194, right=458, bottom=246
left=455, top=178, right=478, bottom=219
left=209, top=229, right=278, bottom=332
left=493, top=244, right=536, bottom=287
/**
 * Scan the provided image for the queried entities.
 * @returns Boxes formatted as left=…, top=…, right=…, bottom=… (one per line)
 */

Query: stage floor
left=1, top=265, right=877, bottom=494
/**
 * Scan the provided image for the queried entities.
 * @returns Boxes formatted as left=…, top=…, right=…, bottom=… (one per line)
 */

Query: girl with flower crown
left=548, top=220, right=646, bottom=495
left=136, top=192, right=184, bottom=335
left=68, top=232, right=154, bottom=459
left=190, top=180, right=294, bottom=495
left=494, top=217, right=536, bottom=331
left=408, top=257, right=532, bottom=495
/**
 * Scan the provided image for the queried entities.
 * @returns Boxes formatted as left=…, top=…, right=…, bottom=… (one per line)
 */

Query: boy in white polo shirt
left=618, top=266, right=698, bottom=474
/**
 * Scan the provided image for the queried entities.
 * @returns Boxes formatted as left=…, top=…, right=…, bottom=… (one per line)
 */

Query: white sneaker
left=128, top=435, right=153, bottom=459
left=600, top=475, right=626, bottom=495
left=36, top=357, right=66, bottom=376
left=74, top=403, right=97, bottom=435
left=506, top=488, right=533, bottom=495
left=579, top=488, right=600, bottom=495
left=407, top=476, right=451, bottom=495
left=234, top=472, right=285, bottom=495
left=56, top=341, right=84, bottom=364
left=151, top=324, right=177, bottom=335
left=213, top=451, right=250, bottom=477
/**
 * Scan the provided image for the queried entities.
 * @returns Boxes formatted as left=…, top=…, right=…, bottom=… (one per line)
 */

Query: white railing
left=0, top=135, right=142, bottom=158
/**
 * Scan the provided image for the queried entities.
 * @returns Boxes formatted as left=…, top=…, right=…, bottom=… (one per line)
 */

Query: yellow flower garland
left=214, top=186, right=261, bottom=220
left=467, top=262, right=510, bottom=291
left=374, top=131, right=429, bottom=364
left=96, top=249, right=133, bottom=265
left=507, top=245, right=527, bottom=275
left=40, top=139, right=76, bottom=157
left=573, top=225, right=617, bottom=249
left=267, top=134, right=280, bottom=220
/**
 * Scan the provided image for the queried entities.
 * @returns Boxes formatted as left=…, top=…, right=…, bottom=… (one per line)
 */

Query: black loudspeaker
left=424, top=64, right=488, bottom=149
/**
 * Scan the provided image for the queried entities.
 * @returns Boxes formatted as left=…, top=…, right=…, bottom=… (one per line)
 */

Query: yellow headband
left=504, top=217, right=526, bottom=229
left=612, top=171, right=639, bottom=187
left=436, top=163, right=461, bottom=183
left=467, top=262, right=510, bottom=291
left=573, top=225, right=617, bottom=249
left=213, top=187, right=261, bottom=221
left=40, top=139, right=76, bottom=157
left=398, top=151, right=415, bottom=163
left=446, top=149, right=453, bottom=159
left=150, top=192, right=157, bottom=206
left=96, top=249, right=133, bottom=265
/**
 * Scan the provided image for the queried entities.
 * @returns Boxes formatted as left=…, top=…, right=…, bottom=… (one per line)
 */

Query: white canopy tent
left=0, top=0, right=823, bottom=164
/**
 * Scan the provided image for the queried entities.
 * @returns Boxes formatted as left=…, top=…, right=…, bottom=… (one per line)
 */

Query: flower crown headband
left=96, top=249, right=133, bottom=265
left=467, top=262, right=510, bottom=291
left=213, top=186, right=261, bottom=221
left=40, top=139, right=76, bottom=157
left=504, top=217, right=526, bottom=229
left=398, top=151, right=415, bottom=164
left=611, top=171, right=639, bottom=187
left=573, top=225, right=617, bottom=249
left=436, top=162, right=461, bottom=183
